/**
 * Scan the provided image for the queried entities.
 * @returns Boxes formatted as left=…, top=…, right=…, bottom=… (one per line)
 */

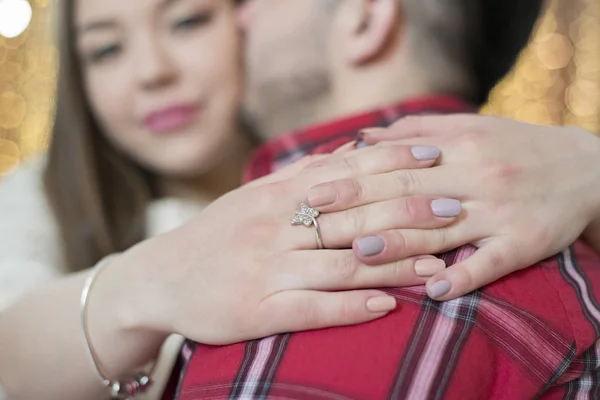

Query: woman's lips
left=144, top=104, right=201, bottom=134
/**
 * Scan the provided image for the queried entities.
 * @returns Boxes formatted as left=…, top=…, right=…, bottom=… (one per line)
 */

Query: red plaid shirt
left=163, top=97, right=600, bottom=400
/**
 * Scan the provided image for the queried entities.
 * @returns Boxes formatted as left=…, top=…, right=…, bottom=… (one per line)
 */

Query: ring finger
left=285, top=195, right=462, bottom=250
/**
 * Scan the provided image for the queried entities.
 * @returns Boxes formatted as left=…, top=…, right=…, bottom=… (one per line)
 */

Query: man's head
left=239, top=0, right=543, bottom=139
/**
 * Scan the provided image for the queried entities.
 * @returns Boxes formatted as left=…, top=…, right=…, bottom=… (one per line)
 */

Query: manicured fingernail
left=427, top=280, right=452, bottom=299
left=415, top=258, right=446, bottom=277
left=431, top=199, right=462, bottom=218
left=307, top=184, right=337, bottom=208
left=356, top=139, right=368, bottom=149
left=411, top=146, right=440, bottom=161
left=356, top=236, right=385, bottom=256
left=367, top=296, right=397, bottom=313
left=358, top=127, right=386, bottom=138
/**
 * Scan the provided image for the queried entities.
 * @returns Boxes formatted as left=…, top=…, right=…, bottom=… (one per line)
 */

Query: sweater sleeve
left=0, top=157, right=66, bottom=311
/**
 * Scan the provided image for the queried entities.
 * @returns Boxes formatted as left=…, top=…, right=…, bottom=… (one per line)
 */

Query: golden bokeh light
left=484, top=0, right=600, bottom=132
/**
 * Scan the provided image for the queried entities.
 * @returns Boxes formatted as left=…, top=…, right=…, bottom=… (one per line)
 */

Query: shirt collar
left=244, top=95, right=476, bottom=182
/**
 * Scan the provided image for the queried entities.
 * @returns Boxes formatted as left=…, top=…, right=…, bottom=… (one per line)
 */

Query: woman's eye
left=88, top=44, right=121, bottom=63
left=173, top=12, right=213, bottom=31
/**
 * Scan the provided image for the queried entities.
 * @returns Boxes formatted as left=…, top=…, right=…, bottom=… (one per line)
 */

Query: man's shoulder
left=172, top=242, right=600, bottom=400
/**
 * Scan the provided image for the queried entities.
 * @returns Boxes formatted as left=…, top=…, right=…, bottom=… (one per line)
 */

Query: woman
left=0, top=0, right=251, bottom=397
left=0, top=0, right=250, bottom=313
left=0, top=0, right=454, bottom=398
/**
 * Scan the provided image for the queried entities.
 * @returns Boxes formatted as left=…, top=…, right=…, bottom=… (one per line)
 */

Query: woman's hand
left=97, top=143, right=454, bottom=349
left=312, top=114, right=600, bottom=300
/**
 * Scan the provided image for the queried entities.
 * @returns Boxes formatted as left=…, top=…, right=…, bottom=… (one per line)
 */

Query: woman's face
left=75, top=0, right=243, bottom=177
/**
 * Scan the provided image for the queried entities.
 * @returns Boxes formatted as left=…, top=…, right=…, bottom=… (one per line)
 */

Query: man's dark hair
left=474, top=1, right=545, bottom=105
left=404, top=0, right=545, bottom=106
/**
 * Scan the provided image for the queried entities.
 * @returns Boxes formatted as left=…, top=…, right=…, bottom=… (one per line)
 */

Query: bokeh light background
left=0, top=0, right=598, bottom=176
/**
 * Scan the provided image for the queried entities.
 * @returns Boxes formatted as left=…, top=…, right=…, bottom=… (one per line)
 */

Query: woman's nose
left=136, top=38, right=178, bottom=90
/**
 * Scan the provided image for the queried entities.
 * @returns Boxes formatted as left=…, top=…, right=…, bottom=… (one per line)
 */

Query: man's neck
left=259, top=67, right=440, bottom=138
left=257, top=95, right=332, bottom=140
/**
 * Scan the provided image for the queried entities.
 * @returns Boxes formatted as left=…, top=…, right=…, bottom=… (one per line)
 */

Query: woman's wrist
left=85, top=252, right=168, bottom=382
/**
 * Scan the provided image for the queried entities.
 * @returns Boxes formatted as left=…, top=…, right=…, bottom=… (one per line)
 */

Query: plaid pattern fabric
left=242, top=96, right=474, bottom=182
left=162, top=97, right=600, bottom=400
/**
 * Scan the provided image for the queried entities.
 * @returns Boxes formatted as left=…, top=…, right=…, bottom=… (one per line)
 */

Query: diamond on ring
left=291, top=203, right=324, bottom=249
left=291, top=203, right=320, bottom=226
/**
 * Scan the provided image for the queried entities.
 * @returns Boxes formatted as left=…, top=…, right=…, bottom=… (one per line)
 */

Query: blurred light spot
left=535, top=33, right=573, bottom=69
left=0, top=91, right=26, bottom=128
left=0, top=0, right=33, bottom=39
left=566, top=81, right=600, bottom=117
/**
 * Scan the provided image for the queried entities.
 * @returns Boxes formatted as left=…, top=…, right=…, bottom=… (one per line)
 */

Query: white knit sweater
left=0, top=157, right=202, bottom=400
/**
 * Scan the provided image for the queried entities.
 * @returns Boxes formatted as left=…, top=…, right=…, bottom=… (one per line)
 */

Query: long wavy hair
left=44, top=0, right=159, bottom=272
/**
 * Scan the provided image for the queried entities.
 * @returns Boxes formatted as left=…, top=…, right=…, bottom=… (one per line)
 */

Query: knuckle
left=341, top=156, right=358, bottom=176
left=392, top=260, right=406, bottom=281
left=388, top=230, right=408, bottom=256
left=334, top=178, right=364, bottom=206
left=480, top=162, right=521, bottom=197
left=392, top=170, right=421, bottom=194
left=396, top=197, right=421, bottom=224
left=331, top=254, right=359, bottom=282
left=485, top=246, right=508, bottom=270
left=344, top=207, right=366, bottom=239
left=321, top=210, right=359, bottom=249
left=488, top=162, right=520, bottom=185
left=379, top=146, right=415, bottom=170
left=296, top=297, right=322, bottom=327
left=454, top=266, right=476, bottom=294
left=346, top=178, right=364, bottom=204
left=431, top=228, right=450, bottom=251
left=337, top=296, right=357, bottom=323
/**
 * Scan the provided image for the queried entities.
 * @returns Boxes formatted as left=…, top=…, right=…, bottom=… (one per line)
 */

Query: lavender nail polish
left=427, top=280, right=452, bottom=299
left=411, top=146, right=440, bottom=161
left=356, top=236, right=385, bottom=257
left=431, top=199, right=462, bottom=218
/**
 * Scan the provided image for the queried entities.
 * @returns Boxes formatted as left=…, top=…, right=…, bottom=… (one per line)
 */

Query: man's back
left=171, top=242, right=600, bottom=400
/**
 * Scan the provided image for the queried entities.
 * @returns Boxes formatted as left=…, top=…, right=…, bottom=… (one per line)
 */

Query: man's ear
left=345, top=0, right=401, bottom=65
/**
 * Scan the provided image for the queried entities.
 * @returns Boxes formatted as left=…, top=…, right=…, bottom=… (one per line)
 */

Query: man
left=163, top=1, right=600, bottom=399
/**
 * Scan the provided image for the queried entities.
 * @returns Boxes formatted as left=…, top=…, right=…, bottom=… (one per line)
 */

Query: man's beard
left=242, top=42, right=332, bottom=139
left=242, top=9, right=334, bottom=139
left=242, top=68, right=331, bottom=140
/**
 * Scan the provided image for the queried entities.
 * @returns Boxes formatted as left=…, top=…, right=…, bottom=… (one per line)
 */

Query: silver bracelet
left=80, top=256, right=153, bottom=399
